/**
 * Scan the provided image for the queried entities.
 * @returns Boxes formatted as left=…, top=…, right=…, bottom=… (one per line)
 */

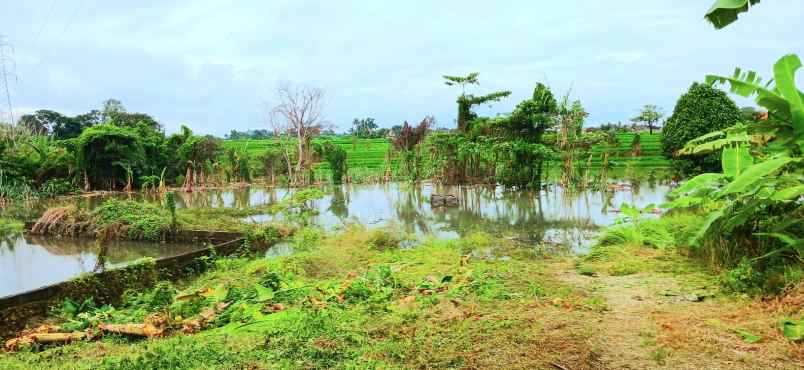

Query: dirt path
left=554, top=264, right=803, bottom=370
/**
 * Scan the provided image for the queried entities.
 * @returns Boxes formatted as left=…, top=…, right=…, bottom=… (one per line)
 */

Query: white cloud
left=0, top=0, right=801, bottom=134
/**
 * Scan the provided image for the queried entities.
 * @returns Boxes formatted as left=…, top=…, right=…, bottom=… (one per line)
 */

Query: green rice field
left=223, top=133, right=670, bottom=181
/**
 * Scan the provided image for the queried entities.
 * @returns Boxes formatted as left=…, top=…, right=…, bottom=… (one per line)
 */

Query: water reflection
left=1, top=181, right=669, bottom=259
left=0, top=235, right=202, bottom=297
left=242, top=182, right=670, bottom=251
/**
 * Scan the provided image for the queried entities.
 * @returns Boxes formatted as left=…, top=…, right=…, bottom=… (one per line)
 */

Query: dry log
left=4, top=330, right=90, bottom=351
left=99, top=323, right=163, bottom=338
left=31, top=332, right=88, bottom=344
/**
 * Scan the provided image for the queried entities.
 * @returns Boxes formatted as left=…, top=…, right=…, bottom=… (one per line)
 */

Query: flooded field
left=244, top=182, right=671, bottom=250
left=0, top=181, right=670, bottom=297
left=0, top=236, right=201, bottom=297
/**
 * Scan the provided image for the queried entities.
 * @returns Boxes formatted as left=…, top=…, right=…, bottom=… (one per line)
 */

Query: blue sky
left=0, top=1, right=801, bottom=135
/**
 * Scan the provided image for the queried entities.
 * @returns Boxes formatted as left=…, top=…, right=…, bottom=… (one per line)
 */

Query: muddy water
left=244, top=182, right=671, bottom=251
left=0, top=235, right=201, bottom=297
left=0, top=182, right=670, bottom=297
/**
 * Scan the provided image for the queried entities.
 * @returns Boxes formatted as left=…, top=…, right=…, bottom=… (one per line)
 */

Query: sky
left=0, top=1, right=802, bottom=136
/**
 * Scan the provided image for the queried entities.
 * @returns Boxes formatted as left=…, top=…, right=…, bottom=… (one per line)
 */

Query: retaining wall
left=0, top=229, right=247, bottom=339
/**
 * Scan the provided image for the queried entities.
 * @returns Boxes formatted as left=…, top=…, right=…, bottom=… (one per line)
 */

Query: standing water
left=0, top=236, right=201, bottom=297
left=0, top=181, right=670, bottom=297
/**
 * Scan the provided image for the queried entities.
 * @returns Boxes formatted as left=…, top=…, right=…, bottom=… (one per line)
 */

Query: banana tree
left=665, top=54, right=803, bottom=264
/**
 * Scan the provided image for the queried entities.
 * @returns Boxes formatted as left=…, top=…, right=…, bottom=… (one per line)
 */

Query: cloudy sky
left=0, top=1, right=801, bottom=135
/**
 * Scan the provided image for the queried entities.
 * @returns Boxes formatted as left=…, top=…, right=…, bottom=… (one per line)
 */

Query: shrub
left=92, top=199, right=171, bottom=240
left=661, top=82, right=741, bottom=174
left=39, top=178, right=78, bottom=196
left=366, top=228, right=403, bottom=250
left=0, top=217, right=23, bottom=237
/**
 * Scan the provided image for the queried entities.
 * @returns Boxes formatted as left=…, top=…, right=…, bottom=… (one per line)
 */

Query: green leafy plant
left=664, top=54, right=804, bottom=290
left=661, top=82, right=742, bottom=175
left=705, top=0, right=761, bottom=29
left=779, top=317, right=803, bottom=342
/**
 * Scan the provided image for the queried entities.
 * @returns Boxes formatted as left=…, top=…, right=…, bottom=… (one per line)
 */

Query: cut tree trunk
left=99, top=323, right=163, bottom=338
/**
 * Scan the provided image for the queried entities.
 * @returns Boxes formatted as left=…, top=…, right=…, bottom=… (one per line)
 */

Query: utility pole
left=0, top=35, right=16, bottom=126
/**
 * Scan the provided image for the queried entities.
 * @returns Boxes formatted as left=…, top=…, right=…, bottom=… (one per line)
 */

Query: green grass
left=223, top=133, right=670, bottom=182
left=0, top=227, right=604, bottom=369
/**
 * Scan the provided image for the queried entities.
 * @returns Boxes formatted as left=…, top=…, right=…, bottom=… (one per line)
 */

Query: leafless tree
left=267, top=82, right=328, bottom=185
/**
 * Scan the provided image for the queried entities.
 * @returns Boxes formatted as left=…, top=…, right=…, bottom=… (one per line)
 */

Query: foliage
left=443, top=72, right=511, bottom=132
left=0, top=217, right=23, bottom=237
left=428, top=82, right=567, bottom=187
left=391, top=117, right=433, bottom=181
left=705, top=0, right=761, bottom=29
left=18, top=109, right=98, bottom=139
left=366, top=228, right=404, bottom=250
left=664, top=54, right=804, bottom=292
left=76, top=124, right=146, bottom=190
left=350, top=117, right=380, bottom=138
left=661, top=82, right=742, bottom=175
left=315, top=141, right=348, bottom=184
left=92, top=199, right=172, bottom=240
left=597, top=204, right=673, bottom=249
left=163, top=191, right=177, bottom=230
left=779, top=317, right=803, bottom=342
left=631, top=104, right=664, bottom=134
left=267, top=188, right=325, bottom=225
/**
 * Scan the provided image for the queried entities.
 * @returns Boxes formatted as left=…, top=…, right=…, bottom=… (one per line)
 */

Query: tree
left=392, top=117, right=433, bottom=181
left=110, top=112, right=161, bottom=131
left=101, top=99, right=126, bottom=122
left=443, top=73, right=511, bottom=132
left=739, top=106, right=764, bottom=122
left=631, top=105, right=664, bottom=134
left=268, top=83, right=327, bottom=185
left=76, top=124, right=145, bottom=190
left=259, top=147, right=285, bottom=185
left=18, top=110, right=73, bottom=138
left=661, top=82, right=741, bottom=174
left=178, top=135, right=221, bottom=191
left=317, top=141, right=348, bottom=184
left=351, top=117, right=378, bottom=138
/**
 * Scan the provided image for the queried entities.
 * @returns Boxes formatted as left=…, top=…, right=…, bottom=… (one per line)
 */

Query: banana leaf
left=716, top=156, right=795, bottom=198
left=721, top=145, right=753, bottom=178
left=705, top=0, right=761, bottom=29
left=772, top=55, right=804, bottom=152
left=772, top=185, right=804, bottom=201
left=669, top=173, right=725, bottom=198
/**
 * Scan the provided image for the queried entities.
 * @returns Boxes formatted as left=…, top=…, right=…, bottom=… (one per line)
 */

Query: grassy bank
left=1, top=224, right=800, bottom=369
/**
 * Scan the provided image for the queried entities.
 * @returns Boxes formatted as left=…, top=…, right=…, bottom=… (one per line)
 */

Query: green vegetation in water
left=92, top=200, right=172, bottom=240
left=0, top=217, right=24, bottom=237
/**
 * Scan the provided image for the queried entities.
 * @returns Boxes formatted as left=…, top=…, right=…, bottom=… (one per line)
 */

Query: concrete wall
left=0, top=230, right=246, bottom=339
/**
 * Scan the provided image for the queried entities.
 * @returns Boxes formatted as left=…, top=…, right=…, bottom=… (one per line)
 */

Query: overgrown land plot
left=0, top=224, right=801, bottom=369
left=1, top=1, right=803, bottom=369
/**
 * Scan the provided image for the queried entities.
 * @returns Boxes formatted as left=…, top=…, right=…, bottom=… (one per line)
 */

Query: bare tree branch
left=265, top=82, right=328, bottom=185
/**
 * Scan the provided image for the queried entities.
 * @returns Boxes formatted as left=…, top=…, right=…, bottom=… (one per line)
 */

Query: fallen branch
left=182, top=302, right=231, bottom=334
left=550, top=362, right=570, bottom=370
left=4, top=329, right=91, bottom=351
left=99, top=323, right=163, bottom=338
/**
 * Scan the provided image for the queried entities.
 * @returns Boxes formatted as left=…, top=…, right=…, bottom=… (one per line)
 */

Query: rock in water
left=431, top=194, right=458, bottom=207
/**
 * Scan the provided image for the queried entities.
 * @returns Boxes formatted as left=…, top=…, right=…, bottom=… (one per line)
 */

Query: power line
left=0, top=35, right=17, bottom=126
left=32, top=0, right=58, bottom=46
left=29, top=0, right=85, bottom=76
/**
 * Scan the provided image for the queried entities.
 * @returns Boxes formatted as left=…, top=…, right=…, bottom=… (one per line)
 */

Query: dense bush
left=661, top=82, right=741, bottom=174
left=92, top=199, right=172, bottom=240
left=77, top=124, right=146, bottom=189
